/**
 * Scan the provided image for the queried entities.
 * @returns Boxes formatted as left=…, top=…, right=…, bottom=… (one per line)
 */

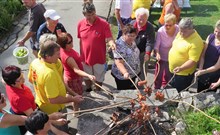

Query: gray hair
left=82, top=2, right=96, bottom=14
left=135, top=8, right=149, bottom=19
left=178, top=18, right=194, bottom=29
left=215, top=20, right=220, bottom=29
left=39, top=33, right=57, bottom=47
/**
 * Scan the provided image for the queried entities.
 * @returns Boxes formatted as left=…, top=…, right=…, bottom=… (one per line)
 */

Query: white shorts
left=82, top=63, right=105, bottom=82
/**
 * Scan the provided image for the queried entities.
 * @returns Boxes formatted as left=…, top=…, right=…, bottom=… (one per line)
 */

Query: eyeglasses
left=165, top=24, right=174, bottom=27
left=0, top=93, right=5, bottom=104
left=16, top=73, right=24, bottom=82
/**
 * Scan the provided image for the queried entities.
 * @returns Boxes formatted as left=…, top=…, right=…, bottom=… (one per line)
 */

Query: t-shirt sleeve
left=189, top=41, right=204, bottom=62
left=115, top=0, right=120, bottom=9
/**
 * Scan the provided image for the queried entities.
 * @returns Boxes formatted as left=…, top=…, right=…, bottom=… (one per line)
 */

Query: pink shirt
left=60, top=48, right=83, bottom=80
left=77, top=16, right=112, bottom=66
left=154, top=24, right=179, bottom=61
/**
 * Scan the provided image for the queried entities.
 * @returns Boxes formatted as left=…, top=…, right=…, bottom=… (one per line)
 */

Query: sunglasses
left=67, top=39, right=72, bottom=44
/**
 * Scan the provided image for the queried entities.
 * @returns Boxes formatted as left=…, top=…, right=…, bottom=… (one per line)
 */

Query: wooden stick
left=63, top=100, right=130, bottom=115
left=92, top=81, right=114, bottom=96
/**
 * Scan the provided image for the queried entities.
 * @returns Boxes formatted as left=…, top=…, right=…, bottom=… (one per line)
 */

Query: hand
left=144, top=54, right=150, bottom=62
left=156, top=53, right=161, bottom=61
left=49, top=112, right=64, bottom=120
left=110, top=43, right=116, bottom=50
left=194, top=70, right=202, bottom=77
left=72, top=95, right=84, bottom=103
left=210, top=82, right=220, bottom=90
left=53, top=118, right=68, bottom=126
left=123, top=72, right=129, bottom=79
left=173, top=67, right=182, bottom=73
left=17, top=40, right=25, bottom=46
left=88, top=75, right=96, bottom=81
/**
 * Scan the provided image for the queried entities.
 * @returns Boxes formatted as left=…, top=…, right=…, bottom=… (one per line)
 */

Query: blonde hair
left=215, top=20, right=220, bottom=29
left=164, top=13, right=177, bottom=24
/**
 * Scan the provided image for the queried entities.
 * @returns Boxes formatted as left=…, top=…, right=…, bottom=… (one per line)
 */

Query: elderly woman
left=57, top=33, right=95, bottom=111
left=131, top=8, right=155, bottom=81
left=2, top=65, right=37, bottom=134
left=111, top=24, right=140, bottom=90
left=0, top=92, right=26, bottom=135
left=168, top=18, right=204, bottom=92
left=154, top=13, right=179, bottom=89
left=195, top=20, right=220, bottom=92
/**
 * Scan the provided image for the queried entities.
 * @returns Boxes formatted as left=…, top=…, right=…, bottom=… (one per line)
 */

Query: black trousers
left=112, top=73, right=136, bottom=90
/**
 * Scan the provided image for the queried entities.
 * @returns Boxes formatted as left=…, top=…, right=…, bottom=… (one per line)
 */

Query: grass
left=181, top=106, right=220, bottom=135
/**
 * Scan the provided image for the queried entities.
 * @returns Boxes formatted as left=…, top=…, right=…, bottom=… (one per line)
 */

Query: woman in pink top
left=154, top=13, right=179, bottom=89
left=57, top=33, right=95, bottom=111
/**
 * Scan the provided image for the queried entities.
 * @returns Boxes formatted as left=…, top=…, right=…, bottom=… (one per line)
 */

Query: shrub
left=0, top=0, right=24, bottom=38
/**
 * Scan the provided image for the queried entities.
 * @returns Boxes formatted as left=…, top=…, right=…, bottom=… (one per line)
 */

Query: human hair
left=178, top=18, right=194, bottom=29
left=39, top=40, right=60, bottom=59
left=25, top=111, right=49, bottom=134
left=2, top=65, right=21, bottom=86
left=164, top=13, right=177, bottom=24
left=122, top=24, right=137, bottom=35
left=82, top=2, right=96, bottom=14
left=215, top=20, right=220, bottom=30
left=135, top=8, right=149, bottom=19
left=57, top=33, right=73, bottom=49
left=39, top=33, right=57, bottom=47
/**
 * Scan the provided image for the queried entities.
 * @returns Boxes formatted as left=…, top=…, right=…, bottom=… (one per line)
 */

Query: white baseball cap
left=44, top=9, right=61, bottom=20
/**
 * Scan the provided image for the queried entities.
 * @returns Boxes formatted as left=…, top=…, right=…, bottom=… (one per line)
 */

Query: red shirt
left=77, top=16, right=112, bottom=66
left=6, top=84, right=36, bottom=114
left=60, top=48, right=83, bottom=80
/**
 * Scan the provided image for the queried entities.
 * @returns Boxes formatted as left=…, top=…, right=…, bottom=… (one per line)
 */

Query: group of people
left=1, top=0, right=220, bottom=135
left=113, top=0, right=220, bottom=92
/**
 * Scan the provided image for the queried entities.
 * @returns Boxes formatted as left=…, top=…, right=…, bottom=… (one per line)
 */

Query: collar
left=86, top=16, right=99, bottom=26
left=133, top=21, right=147, bottom=32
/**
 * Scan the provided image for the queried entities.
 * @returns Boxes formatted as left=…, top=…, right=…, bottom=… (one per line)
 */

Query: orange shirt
left=158, top=0, right=181, bottom=25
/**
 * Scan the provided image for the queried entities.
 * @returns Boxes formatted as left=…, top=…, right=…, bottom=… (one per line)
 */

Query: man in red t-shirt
left=77, top=2, right=116, bottom=91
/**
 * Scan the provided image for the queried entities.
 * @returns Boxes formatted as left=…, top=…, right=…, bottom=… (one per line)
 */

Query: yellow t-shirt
left=131, top=0, right=151, bottom=19
left=28, top=59, right=66, bottom=114
left=168, top=31, right=204, bottom=75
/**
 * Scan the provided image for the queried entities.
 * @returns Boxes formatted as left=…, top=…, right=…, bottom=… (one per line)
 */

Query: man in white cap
left=36, top=9, right=67, bottom=46
left=18, top=0, right=46, bottom=57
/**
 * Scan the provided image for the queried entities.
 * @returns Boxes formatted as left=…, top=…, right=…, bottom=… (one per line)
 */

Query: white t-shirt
left=115, top=0, right=133, bottom=18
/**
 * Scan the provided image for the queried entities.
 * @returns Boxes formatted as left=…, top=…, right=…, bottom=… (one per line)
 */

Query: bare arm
left=210, top=78, right=220, bottom=89
left=198, top=39, right=208, bottom=69
left=49, top=94, right=83, bottom=104
left=164, top=3, right=174, bottom=14
left=0, top=113, right=26, bottom=128
left=173, top=59, right=197, bottom=73
left=66, top=57, right=95, bottom=81
left=50, top=124, right=69, bottom=135
left=115, top=9, right=124, bottom=29
left=17, top=31, right=35, bottom=46
left=115, top=59, right=129, bottom=79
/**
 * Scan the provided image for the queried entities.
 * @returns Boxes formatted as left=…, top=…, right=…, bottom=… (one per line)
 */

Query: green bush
left=0, top=0, right=24, bottom=38
left=183, top=106, right=220, bottom=135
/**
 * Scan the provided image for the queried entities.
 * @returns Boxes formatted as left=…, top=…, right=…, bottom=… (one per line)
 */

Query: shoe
left=86, top=88, right=92, bottom=92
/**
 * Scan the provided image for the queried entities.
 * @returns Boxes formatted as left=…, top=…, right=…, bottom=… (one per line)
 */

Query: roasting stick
left=63, top=99, right=130, bottom=116
left=114, top=50, right=141, bottom=81
left=94, top=121, right=114, bottom=135
left=91, top=80, right=114, bottom=96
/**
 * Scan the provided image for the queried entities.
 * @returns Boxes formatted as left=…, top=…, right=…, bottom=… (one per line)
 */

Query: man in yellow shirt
left=28, top=40, right=83, bottom=133
left=169, top=18, right=204, bottom=92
